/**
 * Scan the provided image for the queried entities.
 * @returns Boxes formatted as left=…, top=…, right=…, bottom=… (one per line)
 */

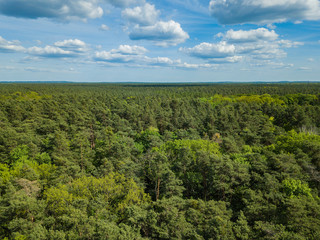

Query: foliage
left=1, top=83, right=320, bottom=239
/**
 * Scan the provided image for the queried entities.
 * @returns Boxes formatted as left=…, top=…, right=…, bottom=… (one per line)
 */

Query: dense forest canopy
left=1, top=83, right=320, bottom=239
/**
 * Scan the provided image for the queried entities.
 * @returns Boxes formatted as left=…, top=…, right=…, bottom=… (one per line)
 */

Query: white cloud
left=122, top=3, right=188, bottom=47
left=27, top=39, right=89, bottom=58
left=0, top=0, right=144, bottom=21
left=209, top=0, right=320, bottom=24
left=146, top=56, right=178, bottom=66
left=94, top=44, right=216, bottom=69
left=181, top=42, right=236, bottom=59
left=209, top=56, right=243, bottom=63
left=95, top=51, right=137, bottom=63
left=122, top=3, right=160, bottom=26
left=112, top=45, right=148, bottom=55
left=121, top=3, right=188, bottom=48
left=94, top=45, right=147, bottom=63
left=0, top=36, right=25, bottom=52
left=28, top=46, right=75, bottom=58
left=0, top=36, right=89, bottom=59
left=20, top=56, right=41, bottom=63
left=277, top=40, right=304, bottom=48
left=54, top=39, right=86, bottom=48
left=298, top=66, right=312, bottom=70
left=267, top=24, right=277, bottom=30
left=0, top=0, right=104, bottom=21
left=129, top=20, right=189, bottom=47
left=23, top=66, right=77, bottom=73
left=237, top=42, right=287, bottom=59
left=99, top=24, right=110, bottom=31
left=175, top=62, right=217, bottom=69
left=249, top=61, right=294, bottom=69
left=54, top=39, right=88, bottom=52
left=183, top=28, right=304, bottom=63
left=219, top=28, right=279, bottom=42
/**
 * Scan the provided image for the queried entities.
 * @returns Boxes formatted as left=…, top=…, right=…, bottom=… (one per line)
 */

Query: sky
left=0, top=0, right=320, bottom=82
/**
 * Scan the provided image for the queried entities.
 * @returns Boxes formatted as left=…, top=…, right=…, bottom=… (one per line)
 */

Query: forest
left=1, top=82, right=320, bottom=240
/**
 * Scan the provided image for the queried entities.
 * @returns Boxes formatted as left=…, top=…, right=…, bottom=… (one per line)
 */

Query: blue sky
left=0, top=0, right=320, bottom=82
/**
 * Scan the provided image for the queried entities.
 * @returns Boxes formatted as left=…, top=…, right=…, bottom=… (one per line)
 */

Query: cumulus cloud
left=209, top=0, right=320, bottom=24
left=0, top=36, right=90, bottom=59
left=0, top=36, right=25, bottom=52
left=27, top=39, right=89, bottom=58
left=183, top=28, right=303, bottom=64
left=183, top=40, right=286, bottom=61
left=94, top=44, right=147, bottom=63
left=235, top=39, right=302, bottom=59
left=146, top=56, right=179, bottom=66
left=209, top=56, right=243, bottom=63
left=99, top=24, right=110, bottom=31
left=0, top=0, right=144, bottom=21
left=237, top=42, right=287, bottom=59
left=146, top=57, right=217, bottom=69
left=277, top=40, right=304, bottom=48
left=112, top=45, right=148, bottom=55
left=218, top=28, right=279, bottom=43
left=252, top=61, right=294, bottom=69
left=176, top=62, right=217, bottom=70
left=94, top=44, right=216, bottom=69
left=122, top=3, right=160, bottom=26
left=54, top=39, right=88, bottom=52
left=27, top=46, right=75, bottom=58
left=95, top=51, right=137, bottom=63
left=181, top=42, right=236, bottom=59
left=298, top=66, right=312, bottom=70
left=0, top=0, right=104, bottom=21
left=129, top=20, right=189, bottom=46
left=122, top=3, right=188, bottom=47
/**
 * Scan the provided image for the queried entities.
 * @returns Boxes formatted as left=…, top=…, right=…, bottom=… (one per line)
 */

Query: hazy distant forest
left=1, top=83, right=320, bottom=240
